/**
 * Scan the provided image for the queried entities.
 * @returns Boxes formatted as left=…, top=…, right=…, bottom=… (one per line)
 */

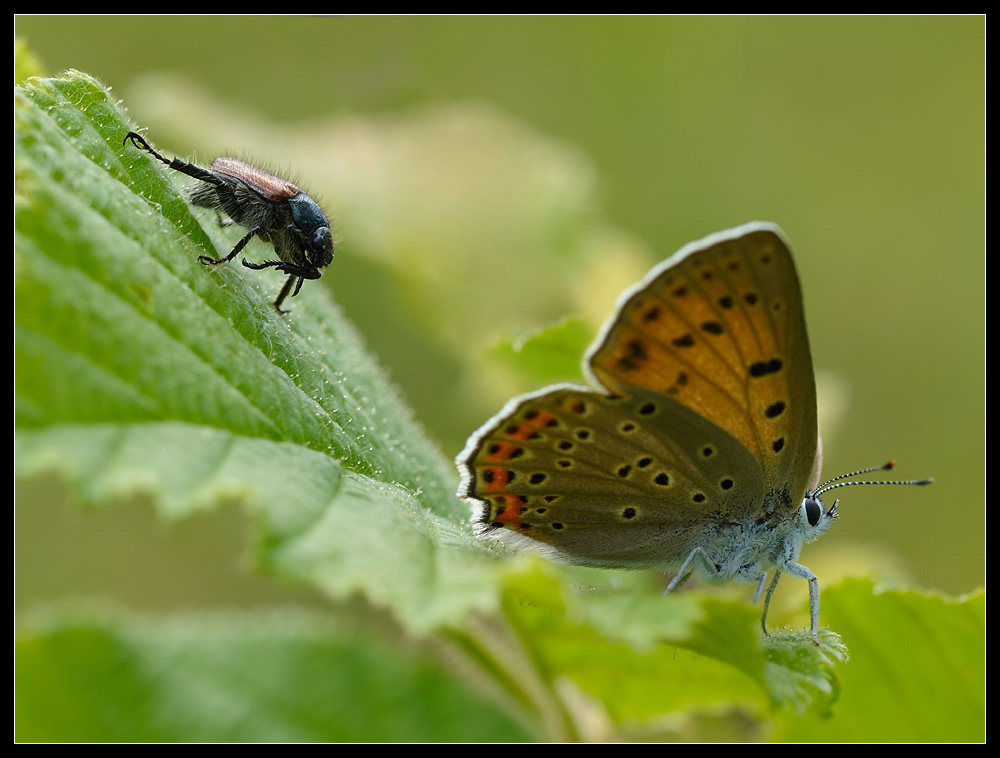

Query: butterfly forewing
left=587, top=227, right=817, bottom=501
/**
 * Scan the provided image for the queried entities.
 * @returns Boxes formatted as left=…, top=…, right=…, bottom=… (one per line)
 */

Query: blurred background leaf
left=15, top=605, right=536, bottom=743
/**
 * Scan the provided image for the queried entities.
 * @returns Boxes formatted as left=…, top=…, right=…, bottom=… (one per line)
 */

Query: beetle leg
left=124, top=131, right=223, bottom=187
left=241, top=259, right=320, bottom=280
left=199, top=226, right=261, bottom=266
left=273, top=274, right=301, bottom=314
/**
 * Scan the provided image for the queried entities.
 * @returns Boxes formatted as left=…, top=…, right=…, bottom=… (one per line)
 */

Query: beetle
left=124, top=130, right=335, bottom=313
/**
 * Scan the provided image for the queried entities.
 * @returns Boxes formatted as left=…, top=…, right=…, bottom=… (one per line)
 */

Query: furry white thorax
left=679, top=494, right=836, bottom=588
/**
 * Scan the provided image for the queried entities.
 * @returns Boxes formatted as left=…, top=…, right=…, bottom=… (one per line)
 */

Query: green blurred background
left=16, top=16, right=983, bottom=606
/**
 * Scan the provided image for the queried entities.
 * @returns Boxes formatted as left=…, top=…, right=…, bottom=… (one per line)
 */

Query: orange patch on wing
left=500, top=422, right=540, bottom=442
left=481, top=467, right=513, bottom=492
left=485, top=442, right=523, bottom=461
left=491, top=495, right=526, bottom=524
left=528, top=409, right=558, bottom=427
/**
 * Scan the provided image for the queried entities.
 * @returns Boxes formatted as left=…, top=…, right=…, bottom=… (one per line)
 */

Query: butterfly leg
left=664, top=546, right=713, bottom=595
left=759, top=570, right=783, bottom=636
left=736, top=566, right=775, bottom=635
left=752, top=571, right=769, bottom=604
left=779, top=558, right=821, bottom=644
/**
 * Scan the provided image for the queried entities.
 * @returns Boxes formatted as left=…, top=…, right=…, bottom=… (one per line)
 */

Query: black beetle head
left=309, top=226, right=335, bottom=269
left=289, top=194, right=335, bottom=269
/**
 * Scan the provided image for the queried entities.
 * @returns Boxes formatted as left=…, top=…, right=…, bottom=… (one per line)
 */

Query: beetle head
left=288, top=194, right=335, bottom=269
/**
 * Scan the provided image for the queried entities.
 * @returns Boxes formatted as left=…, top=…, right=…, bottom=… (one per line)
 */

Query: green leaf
left=444, top=563, right=852, bottom=740
left=15, top=72, right=452, bottom=496
left=488, top=317, right=593, bottom=386
left=15, top=71, right=502, bottom=634
left=773, top=579, right=985, bottom=742
left=15, top=605, right=534, bottom=743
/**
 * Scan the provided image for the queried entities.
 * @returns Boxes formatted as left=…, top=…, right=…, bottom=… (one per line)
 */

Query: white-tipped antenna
left=812, top=460, right=934, bottom=499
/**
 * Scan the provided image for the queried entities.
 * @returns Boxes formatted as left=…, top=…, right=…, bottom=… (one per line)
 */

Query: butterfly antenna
left=813, top=460, right=933, bottom=498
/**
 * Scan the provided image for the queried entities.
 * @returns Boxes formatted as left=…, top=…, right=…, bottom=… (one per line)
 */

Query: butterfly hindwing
left=460, top=383, right=767, bottom=568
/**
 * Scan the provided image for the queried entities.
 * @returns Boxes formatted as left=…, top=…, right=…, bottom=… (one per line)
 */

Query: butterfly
left=456, top=222, right=931, bottom=643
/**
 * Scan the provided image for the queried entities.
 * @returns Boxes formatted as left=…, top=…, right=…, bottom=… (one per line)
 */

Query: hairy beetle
left=124, top=131, right=335, bottom=313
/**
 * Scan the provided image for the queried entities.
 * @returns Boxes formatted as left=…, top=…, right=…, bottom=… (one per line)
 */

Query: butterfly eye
left=802, top=497, right=823, bottom=527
